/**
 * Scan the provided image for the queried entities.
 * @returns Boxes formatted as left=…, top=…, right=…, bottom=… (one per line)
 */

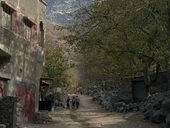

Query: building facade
left=0, top=0, right=46, bottom=121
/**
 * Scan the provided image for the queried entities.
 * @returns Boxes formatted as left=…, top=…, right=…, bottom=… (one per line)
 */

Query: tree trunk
left=144, top=62, right=151, bottom=98
left=167, top=1, right=170, bottom=33
left=144, top=62, right=160, bottom=99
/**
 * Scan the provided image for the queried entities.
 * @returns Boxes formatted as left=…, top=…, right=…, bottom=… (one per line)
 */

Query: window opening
left=1, top=2, right=14, bottom=29
left=23, top=17, right=34, bottom=41
left=39, top=21, right=44, bottom=47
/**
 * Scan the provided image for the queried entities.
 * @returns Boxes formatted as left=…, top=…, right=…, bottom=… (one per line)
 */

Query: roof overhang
left=0, top=49, right=10, bottom=58
left=40, top=77, right=53, bottom=87
left=0, top=72, right=11, bottom=80
left=0, top=43, right=11, bottom=58
left=1, top=1, right=16, bottom=12
left=39, top=0, right=47, bottom=6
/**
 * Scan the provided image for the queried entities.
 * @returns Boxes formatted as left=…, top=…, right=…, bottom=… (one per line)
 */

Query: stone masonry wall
left=0, top=96, right=17, bottom=128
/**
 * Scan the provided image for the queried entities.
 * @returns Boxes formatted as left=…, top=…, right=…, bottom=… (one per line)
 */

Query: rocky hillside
left=45, top=0, right=92, bottom=26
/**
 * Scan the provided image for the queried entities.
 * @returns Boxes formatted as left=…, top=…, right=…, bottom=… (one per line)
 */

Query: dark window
left=1, top=3, right=14, bottom=29
left=39, top=21, right=44, bottom=47
left=23, top=17, right=33, bottom=41
left=23, top=17, right=38, bottom=42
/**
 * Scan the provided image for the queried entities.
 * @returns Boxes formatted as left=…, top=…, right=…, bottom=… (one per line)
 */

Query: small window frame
left=1, top=1, right=15, bottom=30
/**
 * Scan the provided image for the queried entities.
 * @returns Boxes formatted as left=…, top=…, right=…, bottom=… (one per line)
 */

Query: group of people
left=66, top=94, right=80, bottom=109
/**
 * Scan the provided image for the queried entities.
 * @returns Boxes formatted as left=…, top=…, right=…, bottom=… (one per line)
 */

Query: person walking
left=75, top=96, right=80, bottom=109
left=66, top=96, right=70, bottom=109
left=69, top=97, right=73, bottom=109
left=72, top=96, right=76, bottom=109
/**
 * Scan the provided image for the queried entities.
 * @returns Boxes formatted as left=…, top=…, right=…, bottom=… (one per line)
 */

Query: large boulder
left=142, top=103, right=153, bottom=113
left=150, top=110, right=164, bottom=123
left=144, top=110, right=154, bottom=119
left=161, top=98, right=170, bottom=116
left=166, top=114, right=170, bottom=126
left=152, top=101, right=161, bottom=110
left=0, top=124, right=6, bottom=128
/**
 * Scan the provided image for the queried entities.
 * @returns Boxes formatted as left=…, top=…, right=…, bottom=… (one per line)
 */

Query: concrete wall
left=1, top=0, right=38, bottom=21
left=0, top=0, right=46, bottom=121
left=15, top=83, right=36, bottom=121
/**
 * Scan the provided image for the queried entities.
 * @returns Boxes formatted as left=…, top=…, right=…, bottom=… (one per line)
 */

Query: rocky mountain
left=45, top=0, right=92, bottom=26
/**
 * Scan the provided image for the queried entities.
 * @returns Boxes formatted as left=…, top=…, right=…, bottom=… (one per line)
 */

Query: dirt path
left=24, top=95, right=163, bottom=128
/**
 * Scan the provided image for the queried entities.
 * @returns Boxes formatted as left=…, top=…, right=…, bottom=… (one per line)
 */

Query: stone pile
left=114, top=102, right=140, bottom=112
left=87, top=86, right=143, bottom=113
left=91, top=90, right=116, bottom=111
left=88, top=87, right=134, bottom=112
left=33, top=111, right=53, bottom=124
left=87, top=86, right=170, bottom=126
left=141, top=91, right=170, bottom=125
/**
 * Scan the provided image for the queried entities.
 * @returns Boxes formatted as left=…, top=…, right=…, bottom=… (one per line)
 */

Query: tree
left=43, top=23, right=75, bottom=87
left=43, top=38, right=70, bottom=86
left=65, top=0, right=170, bottom=95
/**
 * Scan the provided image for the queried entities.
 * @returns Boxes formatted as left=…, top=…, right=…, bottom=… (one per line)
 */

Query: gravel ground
left=23, top=95, right=164, bottom=128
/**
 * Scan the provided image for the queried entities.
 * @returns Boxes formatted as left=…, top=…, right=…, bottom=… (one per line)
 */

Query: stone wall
left=0, top=96, right=17, bottom=128
left=118, top=79, right=133, bottom=100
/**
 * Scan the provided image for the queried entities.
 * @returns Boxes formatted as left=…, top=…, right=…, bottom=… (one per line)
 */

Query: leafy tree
left=65, top=0, right=170, bottom=95
left=43, top=38, right=69, bottom=86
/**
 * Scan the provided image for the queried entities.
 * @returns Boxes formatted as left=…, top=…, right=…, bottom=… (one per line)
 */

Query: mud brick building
left=0, top=0, right=46, bottom=121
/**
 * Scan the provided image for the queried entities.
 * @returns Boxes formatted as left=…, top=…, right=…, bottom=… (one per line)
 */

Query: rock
left=114, top=102, right=125, bottom=112
left=144, top=103, right=153, bottom=112
left=144, top=110, right=154, bottom=119
left=114, top=102, right=126, bottom=108
left=33, top=111, right=52, bottom=124
left=161, top=98, right=170, bottom=116
left=166, top=114, right=170, bottom=126
left=152, top=101, right=161, bottom=110
left=0, top=124, right=6, bottom=128
left=150, top=110, right=164, bottom=123
left=117, top=107, right=124, bottom=113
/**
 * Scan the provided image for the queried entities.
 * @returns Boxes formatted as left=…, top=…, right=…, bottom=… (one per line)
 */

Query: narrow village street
left=24, top=95, right=162, bottom=128
left=0, top=1, right=170, bottom=128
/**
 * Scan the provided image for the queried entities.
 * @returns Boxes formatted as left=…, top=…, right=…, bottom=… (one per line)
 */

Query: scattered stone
left=33, top=111, right=53, bottom=124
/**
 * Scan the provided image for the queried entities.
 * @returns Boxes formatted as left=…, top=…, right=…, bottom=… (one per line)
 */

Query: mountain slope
left=46, top=0, right=92, bottom=26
